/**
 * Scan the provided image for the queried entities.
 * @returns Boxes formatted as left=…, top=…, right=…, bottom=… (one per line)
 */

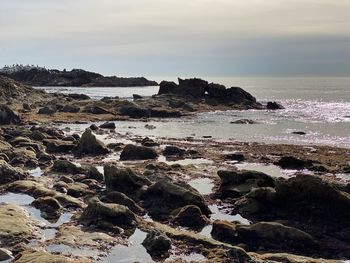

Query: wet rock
left=217, top=169, right=275, bottom=198
left=85, top=166, right=104, bottom=181
left=267, top=101, right=284, bottom=110
left=142, top=231, right=171, bottom=259
left=275, top=156, right=312, bottom=169
left=0, top=204, right=39, bottom=246
left=79, top=198, right=136, bottom=231
left=105, top=191, right=144, bottom=214
left=99, top=122, right=116, bottom=129
left=224, top=153, right=245, bottom=162
left=0, top=105, right=20, bottom=124
left=38, top=106, right=56, bottom=115
left=89, top=124, right=99, bottom=131
left=60, top=104, right=80, bottom=113
left=149, top=108, right=181, bottom=118
left=32, top=196, right=62, bottom=220
left=82, top=105, right=110, bottom=114
left=0, top=248, right=13, bottom=261
left=141, top=137, right=159, bottom=147
left=45, top=139, right=75, bottom=153
left=104, top=165, right=151, bottom=195
left=144, top=124, right=156, bottom=130
left=142, top=179, right=210, bottom=218
left=171, top=205, right=209, bottom=229
left=67, top=93, right=90, bottom=100
left=133, top=94, right=143, bottom=100
left=158, top=81, right=179, bottom=95
left=15, top=251, right=72, bottom=263
left=67, top=182, right=93, bottom=197
left=212, top=220, right=317, bottom=254
left=292, top=131, right=307, bottom=135
left=163, top=145, right=186, bottom=157
left=120, top=144, right=158, bottom=161
left=230, top=119, right=258, bottom=124
left=254, top=252, right=342, bottom=263
left=74, top=129, right=109, bottom=156
left=52, top=159, right=85, bottom=174
left=31, top=130, right=47, bottom=141
left=119, top=104, right=150, bottom=118
left=0, top=160, right=28, bottom=184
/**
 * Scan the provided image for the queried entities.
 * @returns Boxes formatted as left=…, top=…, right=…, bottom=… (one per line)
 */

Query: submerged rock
left=120, top=144, right=158, bottom=161
left=74, top=129, right=109, bottom=156
left=142, top=231, right=171, bottom=260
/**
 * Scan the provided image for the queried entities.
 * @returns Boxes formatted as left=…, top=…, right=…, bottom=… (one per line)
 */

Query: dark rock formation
left=0, top=67, right=158, bottom=87
left=267, top=101, right=285, bottom=110
left=74, top=129, right=109, bottom=156
left=120, top=144, right=158, bottom=161
left=0, top=160, right=28, bottom=184
left=142, top=231, right=171, bottom=260
left=171, top=205, right=209, bottom=229
left=0, top=105, right=20, bottom=125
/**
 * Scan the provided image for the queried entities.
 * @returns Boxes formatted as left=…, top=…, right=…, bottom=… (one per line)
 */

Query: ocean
left=36, top=77, right=350, bottom=148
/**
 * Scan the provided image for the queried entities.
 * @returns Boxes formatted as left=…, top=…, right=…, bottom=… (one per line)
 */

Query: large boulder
left=119, top=105, right=150, bottom=118
left=212, top=220, right=317, bottom=254
left=0, top=105, right=20, bottom=124
left=32, top=196, right=62, bottom=220
left=0, top=160, right=28, bottom=185
left=217, top=169, right=275, bottom=198
left=158, top=81, right=179, bottom=95
left=120, top=144, right=158, bottom=161
left=74, top=129, right=109, bottom=156
left=142, top=231, right=171, bottom=260
left=79, top=198, right=136, bottom=230
left=142, top=178, right=210, bottom=218
left=104, top=165, right=151, bottom=195
left=52, top=159, right=85, bottom=174
left=171, top=205, right=209, bottom=229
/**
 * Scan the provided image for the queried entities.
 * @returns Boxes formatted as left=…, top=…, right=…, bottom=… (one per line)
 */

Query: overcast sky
left=1, top=0, right=350, bottom=76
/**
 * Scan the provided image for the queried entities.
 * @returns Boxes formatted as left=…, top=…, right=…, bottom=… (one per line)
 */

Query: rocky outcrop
left=74, top=129, right=109, bottom=156
left=120, top=144, right=158, bottom=161
left=0, top=67, right=158, bottom=87
left=0, top=160, right=28, bottom=184
left=158, top=78, right=260, bottom=106
left=267, top=101, right=285, bottom=110
left=171, top=205, right=209, bottom=229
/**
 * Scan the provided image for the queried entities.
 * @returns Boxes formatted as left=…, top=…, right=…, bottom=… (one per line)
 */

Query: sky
left=1, top=0, right=350, bottom=77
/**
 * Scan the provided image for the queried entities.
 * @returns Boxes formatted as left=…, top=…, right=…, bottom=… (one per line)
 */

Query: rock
left=105, top=191, right=144, bottom=214
left=74, top=129, right=109, bottom=156
left=67, top=93, right=90, bottom=100
left=212, top=220, right=317, bottom=254
left=163, top=146, right=186, bottom=157
left=89, top=124, right=99, bottom=131
left=99, top=122, right=116, bottom=129
left=79, top=198, right=136, bottom=230
left=66, top=182, right=93, bottom=197
left=45, top=139, right=75, bottom=153
left=0, top=204, right=39, bottom=246
left=141, top=137, right=159, bottom=147
left=142, top=179, right=210, bottom=218
left=267, top=101, right=284, bottom=110
left=158, top=81, right=179, bottom=95
left=171, top=205, right=209, bottom=229
left=144, top=124, right=156, bottom=130
left=14, top=251, right=72, bottom=263
left=120, top=144, right=158, bottom=161
left=0, top=105, right=20, bottom=124
left=52, top=159, right=85, bottom=174
left=82, top=105, right=110, bottom=115
left=230, top=119, right=257, bottom=124
left=0, top=248, right=13, bottom=261
left=0, top=160, right=28, bottom=184
left=60, top=104, right=80, bottom=113
left=149, top=108, right=181, bottom=118
left=292, top=131, right=307, bottom=135
left=142, top=231, right=171, bottom=259
left=254, top=253, right=342, bottom=263
left=119, top=105, right=150, bottom=118
left=38, top=106, right=56, bottom=115
left=133, top=94, right=143, bottom=100
left=104, top=165, right=151, bottom=194
left=85, top=166, right=104, bottom=181
left=217, top=169, right=275, bottom=198
left=224, top=153, right=245, bottom=162
left=32, top=196, right=62, bottom=220
left=275, top=156, right=313, bottom=170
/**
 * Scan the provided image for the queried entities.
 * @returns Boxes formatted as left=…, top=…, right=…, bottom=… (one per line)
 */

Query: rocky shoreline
left=0, top=76, right=349, bottom=262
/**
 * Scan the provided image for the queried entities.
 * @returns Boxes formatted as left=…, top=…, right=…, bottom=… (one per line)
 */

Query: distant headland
left=0, top=64, right=158, bottom=87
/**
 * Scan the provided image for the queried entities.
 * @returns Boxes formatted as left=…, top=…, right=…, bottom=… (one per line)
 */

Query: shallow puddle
left=234, top=162, right=294, bottom=178
left=188, top=178, right=214, bottom=195
left=158, top=156, right=213, bottom=166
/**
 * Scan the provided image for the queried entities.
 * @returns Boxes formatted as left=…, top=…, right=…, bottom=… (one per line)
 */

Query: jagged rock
left=142, top=178, right=210, bottom=218
left=158, top=81, right=179, bottom=95
left=217, top=169, right=275, bottom=198
left=133, top=94, right=143, bottom=100
left=32, top=196, right=62, bottom=220
left=105, top=191, right=144, bottom=214
left=212, top=220, right=317, bottom=254
left=171, top=205, right=209, bottom=229
left=99, top=122, right=116, bottom=129
left=120, top=144, right=158, bottom=160
left=0, top=105, right=20, bottom=124
left=267, top=101, right=284, bottom=110
left=0, top=160, right=28, bottom=184
left=104, top=165, right=151, bottom=194
left=142, top=231, right=171, bottom=259
left=0, top=248, right=13, bottom=261
left=74, top=129, right=109, bottom=156
left=79, top=198, right=136, bottom=230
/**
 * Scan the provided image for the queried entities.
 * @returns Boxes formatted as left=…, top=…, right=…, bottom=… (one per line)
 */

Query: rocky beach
left=0, top=74, right=349, bottom=263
